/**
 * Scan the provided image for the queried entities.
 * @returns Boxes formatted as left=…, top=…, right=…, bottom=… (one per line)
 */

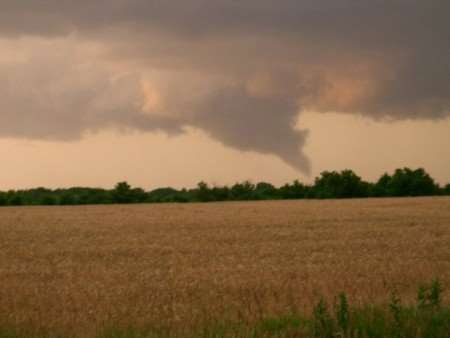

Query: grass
left=0, top=197, right=449, bottom=337
left=2, top=281, right=450, bottom=337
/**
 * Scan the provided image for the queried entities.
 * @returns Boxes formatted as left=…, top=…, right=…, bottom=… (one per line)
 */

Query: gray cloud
left=190, top=86, right=310, bottom=173
left=0, top=40, right=183, bottom=140
left=0, top=1, right=449, bottom=173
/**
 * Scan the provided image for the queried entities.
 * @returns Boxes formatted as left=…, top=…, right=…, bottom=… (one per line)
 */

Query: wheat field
left=0, top=197, right=450, bottom=337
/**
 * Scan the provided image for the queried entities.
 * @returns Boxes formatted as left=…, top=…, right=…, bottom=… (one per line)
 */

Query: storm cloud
left=0, top=1, right=449, bottom=173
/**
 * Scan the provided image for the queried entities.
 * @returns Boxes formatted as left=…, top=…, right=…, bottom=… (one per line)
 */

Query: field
left=1, top=197, right=450, bottom=337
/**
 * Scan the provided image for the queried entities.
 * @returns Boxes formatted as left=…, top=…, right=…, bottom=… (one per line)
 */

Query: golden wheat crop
left=0, top=197, right=449, bottom=337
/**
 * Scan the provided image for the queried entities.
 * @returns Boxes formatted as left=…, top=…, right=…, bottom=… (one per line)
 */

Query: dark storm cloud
left=0, top=0, right=449, bottom=172
left=190, top=86, right=311, bottom=173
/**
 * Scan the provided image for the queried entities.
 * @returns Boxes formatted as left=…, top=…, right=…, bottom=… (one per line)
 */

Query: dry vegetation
left=1, top=197, right=450, bottom=337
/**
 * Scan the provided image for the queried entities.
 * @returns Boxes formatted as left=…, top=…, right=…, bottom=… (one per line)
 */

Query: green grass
left=2, top=280, right=450, bottom=338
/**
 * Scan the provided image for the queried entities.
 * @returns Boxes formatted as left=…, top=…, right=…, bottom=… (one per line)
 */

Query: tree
left=313, top=170, right=368, bottom=199
left=8, top=192, right=24, bottom=206
left=59, top=193, right=76, bottom=205
left=230, top=181, right=255, bottom=200
left=41, top=195, right=57, bottom=205
left=130, top=188, right=148, bottom=203
left=0, top=167, right=445, bottom=206
left=444, top=184, right=450, bottom=196
left=210, top=186, right=230, bottom=201
left=196, top=182, right=214, bottom=202
left=373, top=173, right=391, bottom=197
left=112, top=182, right=133, bottom=204
left=278, top=180, right=308, bottom=199
left=148, top=187, right=180, bottom=202
left=254, top=182, right=277, bottom=200
left=0, top=192, right=6, bottom=206
left=386, top=168, right=438, bottom=197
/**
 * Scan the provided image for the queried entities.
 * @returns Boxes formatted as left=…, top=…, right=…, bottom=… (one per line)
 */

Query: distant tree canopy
left=374, top=168, right=439, bottom=197
left=111, top=182, right=147, bottom=204
left=445, top=184, right=450, bottom=196
left=0, top=168, right=448, bottom=206
left=313, top=170, right=369, bottom=199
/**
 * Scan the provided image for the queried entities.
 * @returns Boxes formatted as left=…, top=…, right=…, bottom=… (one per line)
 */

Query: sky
left=0, top=1, right=449, bottom=189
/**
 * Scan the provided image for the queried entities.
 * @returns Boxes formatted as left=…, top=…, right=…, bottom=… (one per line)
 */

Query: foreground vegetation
left=1, top=281, right=449, bottom=337
left=1, top=167, right=449, bottom=206
left=98, top=281, right=450, bottom=338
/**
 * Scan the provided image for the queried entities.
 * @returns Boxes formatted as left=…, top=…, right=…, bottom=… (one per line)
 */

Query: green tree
left=279, top=180, right=308, bottom=199
left=254, top=182, right=277, bottom=200
left=387, top=168, right=438, bottom=196
left=210, top=186, right=230, bottom=201
left=41, top=195, right=57, bottom=205
left=8, top=192, right=24, bottom=206
left=230, top=181, right=255, bottom=200
left=313, top=170, right=368, bottom=198
left=0, top=192, right=7, bottom=206
left=0, top=167, right=445, bottom=206
left=112, top=182, right=133, bottom=204
left=443, top=184, right=450, bottom=196
left=196, top=182, right=214, bottom=202
left=148, top=187, right=180, bottom=202
left=373, top=173, right=391, bottom=197
left=130, top=188, right=148, bottom=203
left=59, top=193, right=76, bottom=205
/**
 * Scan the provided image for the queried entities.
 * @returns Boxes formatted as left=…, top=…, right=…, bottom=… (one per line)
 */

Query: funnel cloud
left=0, top=1, right=449, bottom=173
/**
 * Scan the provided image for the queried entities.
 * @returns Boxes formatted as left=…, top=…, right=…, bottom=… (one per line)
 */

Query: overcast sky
left=1, top=1, right=449, bottom=189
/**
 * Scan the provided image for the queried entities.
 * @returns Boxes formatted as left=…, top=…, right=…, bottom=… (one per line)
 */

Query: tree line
left=0, top=168, right=449, bottom=206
